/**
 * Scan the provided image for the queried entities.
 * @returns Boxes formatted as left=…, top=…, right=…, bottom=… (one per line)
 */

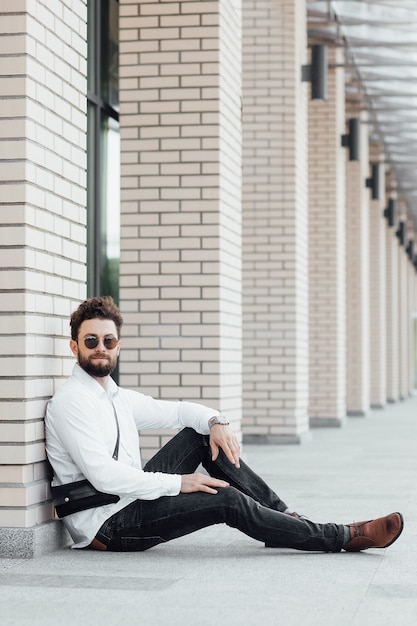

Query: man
left=45, top=296, right=403, bottom=553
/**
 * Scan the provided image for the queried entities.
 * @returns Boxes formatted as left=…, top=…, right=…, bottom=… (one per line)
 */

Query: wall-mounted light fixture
left=301, top=44, right=328, bottom=100
left=341, top=118, right=361, bottom=161
left=383, top=198, right=396, bottom=228
left=396, top=220, right=406, bottom=246
left=365, top=163, right=380, bottom=200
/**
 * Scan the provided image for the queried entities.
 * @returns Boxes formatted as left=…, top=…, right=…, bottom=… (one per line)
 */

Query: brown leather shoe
left=344, top=512, right=404, bottom=551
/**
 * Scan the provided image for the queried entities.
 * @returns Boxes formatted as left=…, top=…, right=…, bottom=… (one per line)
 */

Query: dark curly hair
left=70, top=296, right=123, bottom=340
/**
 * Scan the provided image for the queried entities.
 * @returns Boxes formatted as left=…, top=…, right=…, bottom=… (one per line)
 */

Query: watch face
left=209, top=416, right=229, bottom=428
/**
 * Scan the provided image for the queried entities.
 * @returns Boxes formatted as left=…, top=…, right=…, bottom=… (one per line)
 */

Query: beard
left=78, top=351, right=117, bottom=378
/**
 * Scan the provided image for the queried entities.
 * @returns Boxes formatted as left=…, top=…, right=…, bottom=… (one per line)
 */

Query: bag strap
left=111, top=402, right=120, bottom=460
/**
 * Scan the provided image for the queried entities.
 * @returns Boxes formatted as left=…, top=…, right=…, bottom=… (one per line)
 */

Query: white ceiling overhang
left=307, top=0, right=417, bottom=222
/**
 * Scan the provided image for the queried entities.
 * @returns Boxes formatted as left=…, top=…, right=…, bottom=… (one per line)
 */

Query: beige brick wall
left=406, top=217, right=416, bottom=393
left=368, top=156, right=386, bottom=408
left=0, top=0, right=87, bottom=529
left=408, top=256, right=416, bottom=393
left=308, top=46, right=346, bottom=425
left=398, top=205, right=410, bottom=400
left=385, top=209, right=400, bottom=402
left=406, top=216, right=414, bottom=396
left=345, top=111, right=370, bottom=415
left=242, top=0, right=309, bottom=441
left=118, top=0, right=243, bottom=460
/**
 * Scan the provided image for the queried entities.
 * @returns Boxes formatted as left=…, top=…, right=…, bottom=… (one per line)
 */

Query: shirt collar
left=72, top=362, right=119, bottom=400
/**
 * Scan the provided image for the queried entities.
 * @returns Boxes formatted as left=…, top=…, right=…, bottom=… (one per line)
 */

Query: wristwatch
left=208, top=415, right=230, bottom=429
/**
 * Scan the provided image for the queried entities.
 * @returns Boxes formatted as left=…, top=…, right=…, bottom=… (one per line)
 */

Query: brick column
left=308, top=46, right=346, bottom=427
left=0, top=0, right=87, bottom=556
left=397, top=207, right=409, bottom=400
left=345, top=111, right=370, bottom=416
left=368, top=156, right=386, bottom=408
left=407, top=222, right=416, bottom=394
left=413, top=263, right=417, bottom=392
left=242, top=0, right=309, bottom=442
left=385, top=201, right=400, bottom=402
left=118, top=0, right=243, bottom=460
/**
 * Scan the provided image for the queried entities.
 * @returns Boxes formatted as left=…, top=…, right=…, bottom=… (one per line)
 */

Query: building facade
left=1, top=0, right=416, bottom=557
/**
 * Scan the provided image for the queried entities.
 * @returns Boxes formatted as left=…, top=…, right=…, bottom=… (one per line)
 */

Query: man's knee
left=216, top=485, right=245, bottom=507
left=176, top=427, right=208, bottom=446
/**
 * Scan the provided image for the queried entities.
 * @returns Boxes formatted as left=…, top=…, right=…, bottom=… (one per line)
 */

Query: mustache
left=90, top=352, right=109, bottom=359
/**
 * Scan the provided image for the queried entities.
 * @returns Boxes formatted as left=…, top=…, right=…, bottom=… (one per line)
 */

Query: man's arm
left=128, top=391, right=241, bottom=467
left=129, top=390, right=221, bottom=434
left=46, top=390, right=182, bottom=500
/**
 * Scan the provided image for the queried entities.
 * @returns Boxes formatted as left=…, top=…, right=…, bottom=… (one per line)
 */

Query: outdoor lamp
left=366, top=163, right=381, bottom=200
left=302, top=44, right=328, bottom=100
left=341, top=118, right=361, bottom=161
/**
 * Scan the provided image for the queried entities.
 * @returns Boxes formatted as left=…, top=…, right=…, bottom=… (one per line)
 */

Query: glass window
left=100, top=114, right=121, bottom=297
left=101, top=0, right=119, bottom=112
left=87, top=0, right=120, bottom=304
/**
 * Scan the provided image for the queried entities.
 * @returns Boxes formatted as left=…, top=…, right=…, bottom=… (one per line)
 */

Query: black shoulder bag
left=51, top=405, right=121, bottom=518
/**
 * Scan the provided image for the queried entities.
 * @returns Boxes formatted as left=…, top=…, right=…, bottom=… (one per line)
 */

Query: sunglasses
left=81, top=335, right=119, bottom=350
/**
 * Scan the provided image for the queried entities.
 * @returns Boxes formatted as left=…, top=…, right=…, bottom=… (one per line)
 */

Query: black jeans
left=96, top=428, right=345, bottom=552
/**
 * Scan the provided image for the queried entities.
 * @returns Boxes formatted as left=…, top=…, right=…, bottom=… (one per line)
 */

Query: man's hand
left=210, top=424, right=241, bottom=468
left=180, top=473, right=229, bottom=494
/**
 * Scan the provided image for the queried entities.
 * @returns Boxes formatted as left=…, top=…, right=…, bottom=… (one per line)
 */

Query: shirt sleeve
left=125, top=389, right=219, bottom=434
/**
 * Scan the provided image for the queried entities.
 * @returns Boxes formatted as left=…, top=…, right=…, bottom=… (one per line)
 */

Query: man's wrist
left=208, top=415, right=230, bottom=429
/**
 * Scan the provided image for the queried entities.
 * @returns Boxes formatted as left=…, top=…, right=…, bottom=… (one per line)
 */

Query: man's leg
left=95, top=428, right=402, bottom=553
left=96, top=427, right=344, bottom=552
left=143, top=427, right=289, bottom=513
left=97, top=485, right=346, bottom=553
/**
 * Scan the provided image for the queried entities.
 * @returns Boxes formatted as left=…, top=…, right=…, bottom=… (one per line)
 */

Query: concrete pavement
left=1, top=398, right=417, bottom=626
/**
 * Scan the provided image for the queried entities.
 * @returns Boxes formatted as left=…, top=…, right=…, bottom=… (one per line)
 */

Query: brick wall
left=345, top=111, right=370, bottom=415
left=118, top=0, right=243, bottom=461
left=398, top=204, right=410, bottom=399
left=386, top=212, right=400, bottom=402
left=368, top=155, right=386, bottom=408
left=242, top=0, right=309, bottom=441
left=408, top=256, right=416, bottom=393
left=406, top=216, right=416, bottom=393
left=0, top=0, right=87, bottom=544
left=308, top=46, right=346, bottom=425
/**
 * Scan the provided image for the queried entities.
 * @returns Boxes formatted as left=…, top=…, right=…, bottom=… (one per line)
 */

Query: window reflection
left=100, top=115, right=120, bottom=297
left=101, top=0, right=119, bottom=112
left=87, top=0, right=120, bottom=304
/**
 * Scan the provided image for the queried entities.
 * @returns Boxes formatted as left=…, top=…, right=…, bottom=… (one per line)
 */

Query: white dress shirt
left=45, top=364, right=218, bottom=548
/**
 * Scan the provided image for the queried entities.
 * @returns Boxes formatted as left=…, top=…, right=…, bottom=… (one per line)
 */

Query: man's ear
left=70, top=339, right=78, bottom=358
